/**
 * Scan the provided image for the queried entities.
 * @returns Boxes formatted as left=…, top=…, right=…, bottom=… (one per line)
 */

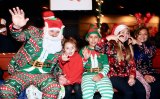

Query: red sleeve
left=9, top=23, right=22, bottom=32
left=58, top=55, right=67, bottom=69
left=98, top=73, right=104, bottom=78
left=82, top=58, right=88, bottom=62
left=129, top=59, right=136, bottom=77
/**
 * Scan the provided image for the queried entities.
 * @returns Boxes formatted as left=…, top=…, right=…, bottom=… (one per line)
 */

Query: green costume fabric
left=0, top=25, right=62, bottom=99
left=79, top=46, right=113, bottom=99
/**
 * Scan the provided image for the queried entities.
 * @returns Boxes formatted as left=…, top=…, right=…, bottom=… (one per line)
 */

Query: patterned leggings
left=81, top=74, right=113, bottom=99
left=0, top=72, right=60, bottom=99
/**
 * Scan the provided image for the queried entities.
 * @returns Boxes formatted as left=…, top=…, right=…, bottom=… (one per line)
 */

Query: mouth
left=68, top=52, right=74, bottom=56
left=119, top=35, right=124, bottom=38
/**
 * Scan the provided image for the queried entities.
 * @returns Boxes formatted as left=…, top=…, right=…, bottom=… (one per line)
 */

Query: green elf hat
left=85, top=24, right=102, bottom=40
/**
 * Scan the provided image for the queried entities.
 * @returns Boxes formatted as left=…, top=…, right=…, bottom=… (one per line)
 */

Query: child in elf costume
left=58, top=37, right=83, bottom=99
left=80, top=24, right=113, bottom=99
left=0, top=7, right=65, bottom=99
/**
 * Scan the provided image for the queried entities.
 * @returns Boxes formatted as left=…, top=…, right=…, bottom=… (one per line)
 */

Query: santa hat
left=112, top=24, right=129, bottom=35
left=44, top=18, right=64, bottom=31
left=42, top=11, right=55, bottom=19
left=86, top=24, right=101, bottom=39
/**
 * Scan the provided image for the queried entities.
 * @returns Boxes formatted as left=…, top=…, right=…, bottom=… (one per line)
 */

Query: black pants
left=149, top=73, right=160, bottom=99
left=0, top=69, right=3, bottom=80
left=64, top=83, right=82, bottom=99
left=110, top=76, right=146, bottom=99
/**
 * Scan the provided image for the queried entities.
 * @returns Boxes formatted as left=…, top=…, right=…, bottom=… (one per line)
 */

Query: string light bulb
left=96, top=0, right=104, bottom=29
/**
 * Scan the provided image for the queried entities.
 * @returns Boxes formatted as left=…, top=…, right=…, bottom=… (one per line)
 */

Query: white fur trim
left=48, top=28, right=61, bottom=31
left=43, top=16, right=55, bottom=20
left=114, top=24, right=128, bottom=35
left=23, top=67, right=35, bottom=72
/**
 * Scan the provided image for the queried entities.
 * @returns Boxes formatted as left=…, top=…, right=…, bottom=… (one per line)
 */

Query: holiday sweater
left=79, top=46, right=109, bottom=78
left=59, top=52, right=84, bottom=85
left=133, top=43, right=157, bottom=75
left=8, top=25, right=62, bottom=75
left=95, top=40, right=136, bottom=77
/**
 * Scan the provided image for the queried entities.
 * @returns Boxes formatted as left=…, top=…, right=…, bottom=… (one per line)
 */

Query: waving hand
left=9, top=7, right=29, bottom=29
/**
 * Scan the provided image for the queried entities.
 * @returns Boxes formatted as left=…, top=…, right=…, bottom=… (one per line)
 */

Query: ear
left=134, top=35, right=137, bottom=38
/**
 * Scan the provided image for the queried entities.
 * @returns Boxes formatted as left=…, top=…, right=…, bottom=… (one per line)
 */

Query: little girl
left=59, top=37, right=83, bottom=99
left=80, top=24, right=113, bottom=99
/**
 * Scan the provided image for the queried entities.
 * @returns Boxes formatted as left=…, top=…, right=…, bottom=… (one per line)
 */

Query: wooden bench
left=1, top=49, right=160, bottom=93
left=0, top=53, right=15, bottom=80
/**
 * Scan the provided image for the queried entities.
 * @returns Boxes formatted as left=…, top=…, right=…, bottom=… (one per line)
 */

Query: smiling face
left=87, top=34, right=100, bottom=49
left=64, top=42, right=76, bottom=56
left=48, top=29, right=60, bottom=37
left=117, top=28, right=130, bottom=43
left=136, top=29, right=148, bottom=43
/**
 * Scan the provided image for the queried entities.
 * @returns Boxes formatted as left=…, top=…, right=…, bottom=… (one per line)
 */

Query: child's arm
left=127, top=58, right=136, bottom=86
left=79, top=47, right=91, bottom=65
left=98, top=54, right=109, bottom=77
left=92, top=54, right=109, bottom=82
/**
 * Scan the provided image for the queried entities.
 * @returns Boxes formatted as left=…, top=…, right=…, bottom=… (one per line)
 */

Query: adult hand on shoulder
left=92, top=75, right=101, bottom=82
left=144, top=75, right=156, bottom=83
left=9, top=7, right=29, bottom=29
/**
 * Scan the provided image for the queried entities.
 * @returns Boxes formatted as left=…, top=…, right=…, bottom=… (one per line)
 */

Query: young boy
left=80, top=24, right=113, bottom=99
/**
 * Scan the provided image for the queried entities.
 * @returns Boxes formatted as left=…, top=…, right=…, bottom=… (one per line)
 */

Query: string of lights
left=96, top=0, right=104, bottom=30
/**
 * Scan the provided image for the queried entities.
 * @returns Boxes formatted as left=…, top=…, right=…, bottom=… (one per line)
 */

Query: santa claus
left=0, top=7, right=65, bottom=99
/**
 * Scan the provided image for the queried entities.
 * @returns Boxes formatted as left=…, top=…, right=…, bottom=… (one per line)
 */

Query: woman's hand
left=128, top=37, right=142, bottom=45
left=9, top=7, right=29, bottom=29
left=128, top=76, right=136, bottom=86
left=144, top=75, right=156, bottom=83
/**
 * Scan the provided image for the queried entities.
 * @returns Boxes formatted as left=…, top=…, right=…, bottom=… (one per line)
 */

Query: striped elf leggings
left=0, top=72, right=60, bottom=99
left=81, top=74, right=113, bottom=99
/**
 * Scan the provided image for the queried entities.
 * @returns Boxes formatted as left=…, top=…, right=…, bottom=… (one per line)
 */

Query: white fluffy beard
left=42, top=36, right=62, bottom=54
left=38, top=30, right=62, bottom=62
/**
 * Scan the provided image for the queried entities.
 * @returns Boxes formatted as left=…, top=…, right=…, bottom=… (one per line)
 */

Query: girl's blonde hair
left=116, top=39, right=134, bottom=62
